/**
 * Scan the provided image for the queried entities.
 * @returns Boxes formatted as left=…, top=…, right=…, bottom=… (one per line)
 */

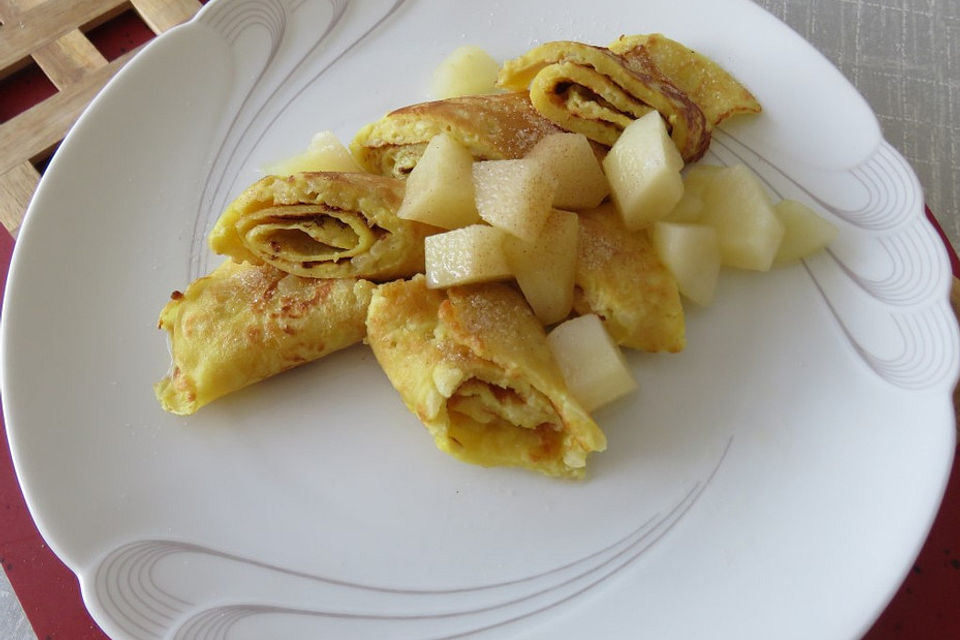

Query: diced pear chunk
left=431, top=46, right=501, bottom=98
left=525, top=133, right=609, bottom=210
left=602, top=111, right=684, bottom=230
left=663, top=191, right=703, bottom=223
left=699, top=164, right=784, bottom=271
left=397, top=133, right=479, bottom=229
left=663, top=163, right=725, bottom=223
left=425, top=225, right=512, bottom=289
left=652, top=222, right=722, bottom=306
left=503, top=209, right=579, bottom=325
left=681, top=164, right=726, bottom=198
left=547, top=314, right=637, bottom=412
left=473, top=158, right=558, bottom=241
left=264, top=131, right=363, bottom=175
left=773, top=199, right=839, bottom=266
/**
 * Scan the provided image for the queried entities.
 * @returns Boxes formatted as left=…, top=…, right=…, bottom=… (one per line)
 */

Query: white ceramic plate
left=2, top=1, right=957, bottom=638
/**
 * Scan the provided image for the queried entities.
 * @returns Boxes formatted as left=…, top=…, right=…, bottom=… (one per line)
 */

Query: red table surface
left=0, top=216, right=957, bottom=639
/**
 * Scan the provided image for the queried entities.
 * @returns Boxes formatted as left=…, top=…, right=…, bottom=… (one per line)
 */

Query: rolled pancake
left=350, top=92, right=563, bottom=179
left=366, top=276, right=606, bottom=479
left=498, top=40, right=710, bottom=162
left=574, top=204, right=685, bottom=352
left=608, top=34, right=761, bottom=126
left=155, top=260, right=375, bottom=415
left=209, top=172, right=435, bottom=280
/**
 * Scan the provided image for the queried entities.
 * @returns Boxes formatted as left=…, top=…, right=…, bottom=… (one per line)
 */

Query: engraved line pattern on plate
left=188, top=0, right=411, bottom=280
left=90, top=439, right=733, bottom=640
left=707, top=132, right=958, bottom=390
left=849, top=302, right=957, bottom=389
left=824, top=221, right=946, bottom=306
left=714, top=135, right=922, bottom=231
left=711, top=134, right=946, bottom=307
left=189, top=0, right=346, bottom=280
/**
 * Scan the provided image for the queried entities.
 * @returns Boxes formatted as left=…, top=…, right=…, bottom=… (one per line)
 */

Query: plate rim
left=1, top=0, right=957, bottom=638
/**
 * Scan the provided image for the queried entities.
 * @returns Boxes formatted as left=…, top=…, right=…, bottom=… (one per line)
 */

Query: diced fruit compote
left=773, top=199, right=839, bottom=266
left=547, top=314, right=638, bottom=412
left=652, top=222, right=722, bottom=306
left=263, top=131, right=363, bottom=175
left=397, top=133, right=479, bottom=229
left=602, top=111, right=684, bottom=230
left=473, top=158, right=558, bottom=241
left=663, top=190, right=703, bottom=223
left=431, top=46, right=501, bottom=99
left=525, top=133, right=609, bottom=210
left=425, top=225, right=511, bottom=289
left=503, top=209, right=579, bottom=325
left=681, top=163, right=725, bottom=198
left=698, top=164, right=784, bottom=271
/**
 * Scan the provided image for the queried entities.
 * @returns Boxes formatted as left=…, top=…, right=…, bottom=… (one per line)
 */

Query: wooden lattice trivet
left=0, top=0, right=202, bottom=236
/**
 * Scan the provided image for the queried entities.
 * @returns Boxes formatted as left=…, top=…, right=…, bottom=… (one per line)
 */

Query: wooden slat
left=7, top=0, right=55, bottom=12
left=0, top=46, right=138, bottom=177
left=31, top=28, right=107, bottom=89
left=0, top=161, right=40, bottom=236
left=130, top=0, right=200, bottom=34
left=0, top=0, right=127, bottom=71
left=0, top=0, right=17, bottom=22
left=0, top=0, right=203, bottom=235
left=0, top=0, right=26, bottom=79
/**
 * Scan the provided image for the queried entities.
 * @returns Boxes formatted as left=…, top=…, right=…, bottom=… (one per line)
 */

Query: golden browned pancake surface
left=574, top=204, right=685, bottom=352
left=498, top=40, right=710, bottom=162
left=351, top=92, right=563, bottom=178
left=608, top=34, right=761, bottom=127
left=209, top=172, right=436, bottom=280
left=366, top=276, right=606, bottom=478
left=155, top=260, right=375, bottom=415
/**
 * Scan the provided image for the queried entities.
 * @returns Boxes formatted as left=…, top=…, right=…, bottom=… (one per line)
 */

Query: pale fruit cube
left=431, top=46, right=500, bottom=99
left=397, top=133, right=479, bottom=229
left=665, top=163, right=725, bottom=223
left=699, top=164, right=785, bottom=271
left=503, top=209, right=579, bottom=325
left=682, top=164, right=726, bottom=197
left=525, top=133, right=609, bottom=210
left=473, top=159, right=558, bottom=241
left=652, top=222, right=722, bottom=306
left=425, top=225, right=512, bottom=289
left=602, top=111, right=684, bottom=230
left=773, top=199, right=840, bottom=266
left=547, top=314, right=637, bottom=412
left=663, top=191, right=703, bottom=223
left=264, top=131, right=363, bottom=175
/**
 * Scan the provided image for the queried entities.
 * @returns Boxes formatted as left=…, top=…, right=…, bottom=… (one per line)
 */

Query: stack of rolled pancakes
left=155, top=33, right=759, bottom=479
